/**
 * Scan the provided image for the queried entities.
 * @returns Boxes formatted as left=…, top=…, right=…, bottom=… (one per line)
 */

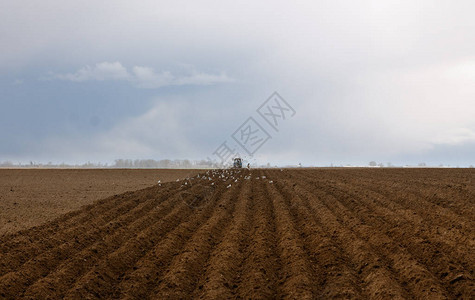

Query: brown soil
left=0, top=168, right=473, bottom=299
left=0, top=169, right=200, bottom=235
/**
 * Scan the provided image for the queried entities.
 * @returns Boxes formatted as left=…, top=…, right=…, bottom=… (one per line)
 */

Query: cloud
left=3, top=1, right=475, bottom=166
left=53, top=62, right=130, bottom=82
left=47, top=62, right=233, bottom=88
left=37, top=99, right=198, bottom=162
left=131, top=66, right=232, bottom=88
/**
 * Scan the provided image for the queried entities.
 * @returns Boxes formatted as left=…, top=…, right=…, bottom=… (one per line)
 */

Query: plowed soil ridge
left=0, top=168, right=473, bottom=299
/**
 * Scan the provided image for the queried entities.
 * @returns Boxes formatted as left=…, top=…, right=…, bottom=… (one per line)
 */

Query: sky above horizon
left=1, top=0, right=475, bottom=166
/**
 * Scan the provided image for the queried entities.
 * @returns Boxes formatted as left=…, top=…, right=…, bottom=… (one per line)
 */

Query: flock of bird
left=156, top=168, right=280, bottom=205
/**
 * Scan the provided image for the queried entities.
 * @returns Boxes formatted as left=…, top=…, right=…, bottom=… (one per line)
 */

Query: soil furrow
left=191, top=174, right=254, bottom=299
left=235, top=170, right=281, bottom=299
left=0, top=168, right=473, bottom=299
left=297, top=172, right=474, bottom=298
left=114, top=174, right=243, bottom=299
left=21, top=185, right=186, bottom=299
left=63, top=174, right=235, bottom=299
left=302, top=170, right=474, bottom=266
left=324, top=169, right=474, bottom=221
left=150, top=171, right=245, bottom=299
left=289, top=180, right=410, bottom=299
left=307, top=171, right=475, bottom=272
left=0, top=183, right=177, bottom=249
left=0, top=183, right=179, bottom=276
left=292, top=174, right=450, bottom=299
left=269, top=173, right=367, bottom=299
left=260, top=170, right=319, bottom=299
left=349, top=171, right=474, bottom=225
left=0, top=184, right=185, bottom=298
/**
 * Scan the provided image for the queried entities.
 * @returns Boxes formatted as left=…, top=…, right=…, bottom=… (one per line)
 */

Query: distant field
left=0, top=168, right=473, bottom=298
left=0, top=169, right=200, bottom=235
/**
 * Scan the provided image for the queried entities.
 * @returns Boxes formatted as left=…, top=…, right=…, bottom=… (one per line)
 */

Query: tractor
left=233, top=157, right=243, bottom=168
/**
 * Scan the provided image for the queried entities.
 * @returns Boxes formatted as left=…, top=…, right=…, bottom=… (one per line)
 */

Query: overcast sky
left=1, top=0, right=475, bottom=166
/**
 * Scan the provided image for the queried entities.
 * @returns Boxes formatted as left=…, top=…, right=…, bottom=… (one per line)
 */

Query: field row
left=0, top=168, right=473, bottom=299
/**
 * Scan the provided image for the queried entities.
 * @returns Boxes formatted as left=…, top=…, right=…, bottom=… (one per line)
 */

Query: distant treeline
left=0, top=159, right=218, bottom=169
left=0, top=160, right=473, bottom=168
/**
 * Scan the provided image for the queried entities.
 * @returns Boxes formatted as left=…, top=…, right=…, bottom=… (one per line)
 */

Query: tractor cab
left=233, top=157, right=243, bottom=168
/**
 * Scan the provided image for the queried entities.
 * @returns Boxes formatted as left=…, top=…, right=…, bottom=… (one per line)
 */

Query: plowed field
left=0, top=169, right=200, bottom=235
left=0, top=168, right=473, bottom=299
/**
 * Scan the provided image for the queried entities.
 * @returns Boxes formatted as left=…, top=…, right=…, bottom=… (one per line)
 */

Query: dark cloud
left=1, top=1, right=474, bottom=166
